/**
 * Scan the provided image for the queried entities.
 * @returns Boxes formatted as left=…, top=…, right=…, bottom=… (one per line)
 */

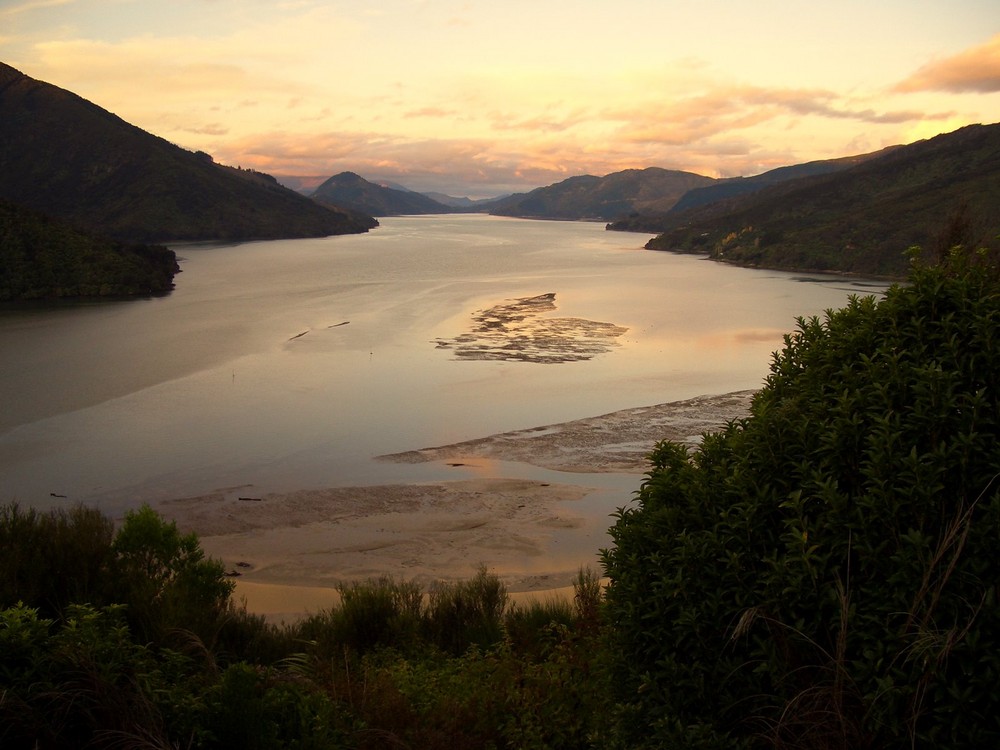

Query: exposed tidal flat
left=0, top=215, right=890, bottom=616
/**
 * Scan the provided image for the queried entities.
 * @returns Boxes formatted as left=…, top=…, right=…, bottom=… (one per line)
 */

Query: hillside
left=490, top=167, right=715, bottom=221
left=0, top=199, right=178, bottom=300
left=644, top=123, right=1000, bottom=277
left=608, top=151, right=889, bottom=232
left=312, top=172, right=452, bottom=216
left=0, top=62, right=377, bottom=242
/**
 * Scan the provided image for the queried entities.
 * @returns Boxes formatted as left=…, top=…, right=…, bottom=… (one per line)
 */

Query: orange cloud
left=404, top=106, right=462, bottom=119
left=614, top=85, right=940, bottom=147
left=894, top=34, right=1000, bottom=94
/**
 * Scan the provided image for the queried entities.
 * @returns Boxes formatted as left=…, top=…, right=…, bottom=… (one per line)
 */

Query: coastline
left=158, top=390, right=755, bottom=621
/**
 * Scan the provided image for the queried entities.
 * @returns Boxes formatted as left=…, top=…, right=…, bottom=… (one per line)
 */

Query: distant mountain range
left=607, top=152, right=890, bottom=233
left=310, top=172, right=511, bottom=215
left=312, top=172, right=452, bottom=216
left=422, top=191, right=510, bottom=209
left=3, top=59, right=997, bottom=295
left=488, top=167, right=716, bottom=221
left=0, top=62, right=377, bottom=244
left=633, top=124, right=1000, bottom=277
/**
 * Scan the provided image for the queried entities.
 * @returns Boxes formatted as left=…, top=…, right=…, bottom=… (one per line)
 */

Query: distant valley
left=2, top=58, right=998, bottom=300
left=309, top=133, right=1000, bottom=279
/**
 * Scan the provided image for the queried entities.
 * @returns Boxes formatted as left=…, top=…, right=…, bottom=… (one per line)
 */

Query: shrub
left=602, top=249, right=1000, bottom=749
left=296, top=575, right=423, bottom=658
left=0, top=603, right=171, bottom=749
left=199, top=662, right=351, bottom=750
left=425, top=565, right=509, bottom=655
left=504, top=598, right=574, bottom=655
left=112, top=505, right=234, bottom=643
left=0, top=503, right=115, bottom=617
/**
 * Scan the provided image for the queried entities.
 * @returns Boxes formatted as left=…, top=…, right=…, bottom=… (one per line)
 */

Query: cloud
left=489, top=111, right=584, bottom=133
left=183, top=123, right=230, bottom=136
left=404, top=106, right=462, bottom=119
left=0, top=0, right=73, bottom=19
left=894, top=34, right=1000, bottom=94
left=12, top=3, right=994, bottom=196
left=209, top=128, right=614, bottom=196
left=614, top=85, right=937, bottom=147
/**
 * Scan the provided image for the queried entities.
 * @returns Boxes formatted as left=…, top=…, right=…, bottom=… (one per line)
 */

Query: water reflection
left=0, top=215, right=890, bottom=512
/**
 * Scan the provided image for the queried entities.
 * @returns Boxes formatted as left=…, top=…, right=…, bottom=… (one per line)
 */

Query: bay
left=0, top=214, right=888, bottom=516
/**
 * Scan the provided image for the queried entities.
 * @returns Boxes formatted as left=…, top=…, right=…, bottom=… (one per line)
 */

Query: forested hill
left=0, top=62, right=377, bottom=243
left=607, top=151, right=887, bottom=233
left=489, top=167, right=715, bottom=220
left=642, top=123, right=1000, bottom=278
left=0, top=199, right=178, bottom=300
left=312, top=172, right=452, bottom=216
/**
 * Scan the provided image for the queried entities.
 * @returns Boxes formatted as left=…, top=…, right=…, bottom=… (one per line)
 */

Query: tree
left=112, top=505, right=234, bottom=643
left=602, top=248, right=1000, bottom=749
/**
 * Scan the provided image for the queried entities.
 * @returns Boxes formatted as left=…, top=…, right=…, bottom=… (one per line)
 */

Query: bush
left=112, top=505, right=235, bottom=643
left=602, top=249, right=1000, bottom=749
left=425, top=566, right=509, bottom=655
left=298, top=575, right=424, bottom=658
left=0, top=503, right=115, bottom=617
left=0, top=603, right=171, bottom=749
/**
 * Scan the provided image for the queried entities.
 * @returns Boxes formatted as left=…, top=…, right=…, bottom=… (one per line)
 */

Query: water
left=0, top=214, right=889, bottom=515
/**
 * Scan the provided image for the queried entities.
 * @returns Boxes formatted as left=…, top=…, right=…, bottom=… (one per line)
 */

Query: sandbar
left=157, top=391, right=754, bottom=620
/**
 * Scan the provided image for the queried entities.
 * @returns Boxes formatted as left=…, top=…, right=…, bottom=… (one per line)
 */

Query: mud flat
left=158, top=391, right=754, bottom=620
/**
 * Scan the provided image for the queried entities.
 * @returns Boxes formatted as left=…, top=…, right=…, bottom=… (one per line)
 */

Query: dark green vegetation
left=638, top=123, right=1000, bottom=277
left=0, top=62, right=377, bottom=243
left=0, top=199, right=178, bottom=300
left=312, top=172, right=453, bottom=216
left=490, top=167, right=716, bottom=221
left=603, top=248, right=1000, bottom=748
left=1, top=502, right=607, bottom=749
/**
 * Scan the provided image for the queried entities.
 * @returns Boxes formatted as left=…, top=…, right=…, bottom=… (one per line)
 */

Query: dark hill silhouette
left=312, top=172, right=452, bottom=216
left=489, top=167, right=715, bottom=221
left=0, top=62, right=377, bottom=242
left=642, top=123, right=1000, bottom=278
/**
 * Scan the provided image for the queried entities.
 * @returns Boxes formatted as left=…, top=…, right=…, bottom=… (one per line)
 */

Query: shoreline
left=158, top=390, right=755, bottom=621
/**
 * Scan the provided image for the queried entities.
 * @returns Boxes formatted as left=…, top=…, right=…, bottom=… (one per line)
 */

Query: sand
left=380, top=390, right=755, bottom=473
left=157, top=390, right=754, bottom=620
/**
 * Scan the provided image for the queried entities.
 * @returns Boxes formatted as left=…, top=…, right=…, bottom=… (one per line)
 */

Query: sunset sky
left=4, top=0, right=1000, bottom=197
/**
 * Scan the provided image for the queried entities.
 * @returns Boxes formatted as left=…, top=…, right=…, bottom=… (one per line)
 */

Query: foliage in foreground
left=0, top=501, right=606, bottom=749
left=603, top=248, right=1000, bottom=749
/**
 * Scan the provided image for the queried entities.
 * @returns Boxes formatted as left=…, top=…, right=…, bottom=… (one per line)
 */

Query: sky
left=3, top=0, right=1000, bottom=198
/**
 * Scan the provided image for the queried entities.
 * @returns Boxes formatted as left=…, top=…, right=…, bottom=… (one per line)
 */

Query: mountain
left=608, top=152, right=893, bottom=232
left=643, top=123, right=1000, bottom=278
left=0, top=199, right=178, bottom=300
left=0, top=62, right=377, bottom=242
left=489, top=167, right=715, bottom=221
left=312, top=172, right=452, bottom=216
left=423, top=191, right=511, bottom=209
